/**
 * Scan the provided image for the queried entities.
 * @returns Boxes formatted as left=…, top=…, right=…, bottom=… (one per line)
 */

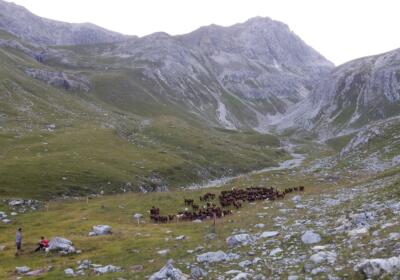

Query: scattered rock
left=149, top=259, right=188, bottom=280
left=131, top=265, right=143, bottom=273
left=226, top=234, right=255, bottom=247
left=269, top=248, right=283, bottom=256
left=191, top=266, right=208, bottom=279
left=90, top=225, right=112, bottom=236
left=64, top=268, right=75, bottom=276
left=93, top=265, right=121, bottom=274
left=259, top=231, right=279, bottom=238
left=157, top=249, right=170, bottom=256
left=16, top=266, right=31, bottom=274
left=176, top=235, right=186, bottom=241
left=310, top=251, right=337, bottom=264
left=196, top=251, right=240, bottom=263
left=354, top=256, right=400, bottom=278
left=301, top=230, right=321, bottom=244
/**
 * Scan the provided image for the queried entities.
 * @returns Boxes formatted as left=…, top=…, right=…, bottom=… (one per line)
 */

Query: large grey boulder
left=226, top=234, right=255, bottom=247
left=48, top=237, right=76, bottom=254
left=354, top=257, right=400, bottom=278
left=301, top=230, right=321, bottom=244
left=149, top=259, right=188, bottom=280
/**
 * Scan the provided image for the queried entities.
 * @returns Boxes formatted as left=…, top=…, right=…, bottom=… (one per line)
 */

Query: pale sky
left=9, top=0, right=400, bottom=65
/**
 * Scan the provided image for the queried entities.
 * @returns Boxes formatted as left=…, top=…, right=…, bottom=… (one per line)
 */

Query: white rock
left=269, top=248, right=283, bottom=256
left=64, top=268, right=75, bottom=276
left=16, top=266, right=31, bottom=274
left=354, top=256, right=400, bottom=278
left=259, top=231, right=279, bottom=238
left=301, top=230, right=321, bottom=244
left=2, top=219, right=11, bottom=224
left=254, top=224, right=265, bottom=228
left=157, top=249, right=170, bottom=256
left=92, top=225, right=112, bottom=236
left=175, top=235, right=186, bottom=240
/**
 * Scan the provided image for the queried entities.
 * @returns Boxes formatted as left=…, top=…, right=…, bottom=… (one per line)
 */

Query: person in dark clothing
left=34, top=236, right=49, bottom=252
left=15, top=228, right=22, bottom=256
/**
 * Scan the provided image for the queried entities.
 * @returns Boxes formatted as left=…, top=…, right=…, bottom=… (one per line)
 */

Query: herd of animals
left=149, top=186, right=305, bottom=223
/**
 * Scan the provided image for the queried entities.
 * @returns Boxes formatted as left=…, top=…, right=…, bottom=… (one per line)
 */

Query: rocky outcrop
left=24, top=68, right=91, bottom=92
left=48, top=237, right=76, bottom=254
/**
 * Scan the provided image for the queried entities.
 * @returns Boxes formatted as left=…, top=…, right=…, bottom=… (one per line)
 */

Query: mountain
left=37, top=17, right=332, bottom=131
left=0, top=0, right=128, bottom=45
left=278, top=48, right=400, bottom=138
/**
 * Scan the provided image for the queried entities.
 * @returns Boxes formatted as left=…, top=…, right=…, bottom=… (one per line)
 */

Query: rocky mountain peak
left=0, top=0, right=128, bottom=46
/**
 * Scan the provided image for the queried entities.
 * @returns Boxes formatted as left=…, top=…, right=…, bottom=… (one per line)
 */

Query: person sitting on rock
left=34, top=236, right=49, bottom=252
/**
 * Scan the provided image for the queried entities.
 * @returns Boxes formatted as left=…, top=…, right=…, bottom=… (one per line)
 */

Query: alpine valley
left=0, top=1, right=399, bottom=279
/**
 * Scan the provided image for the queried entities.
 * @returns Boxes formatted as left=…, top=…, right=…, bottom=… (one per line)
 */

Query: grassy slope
left=0, top=35, right=288, bottom=199
left=0, top=159, right=398, bottom=279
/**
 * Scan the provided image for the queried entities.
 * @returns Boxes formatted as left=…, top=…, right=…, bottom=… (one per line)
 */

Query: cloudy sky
left=10, top=0, right=400, bottom=65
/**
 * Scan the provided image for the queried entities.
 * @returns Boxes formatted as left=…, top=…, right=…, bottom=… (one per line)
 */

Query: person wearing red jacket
left=34, top=236, right=49, bottom=252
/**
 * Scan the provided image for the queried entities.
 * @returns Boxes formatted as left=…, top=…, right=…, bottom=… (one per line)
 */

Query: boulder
left=2, top=219, right=11, bottom=224
left=354, top=256, right=400, bottom=278
left=226, top=234, right=255, bottom=247
left=301, top=230, right=321, bottom=244
left=90, top=225, right=112, bottom=236
left=149, top=259, right=188, bottom=280
left=196, top=251, right=240, bottom=263
left=48, top=237, right=76, bottom=254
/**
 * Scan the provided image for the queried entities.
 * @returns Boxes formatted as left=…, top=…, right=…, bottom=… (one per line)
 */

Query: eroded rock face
left=149, top=259, right=188, bottom=280
left=354, top=256, right=400, bottom=278
left=24, top=68, right=91, bottom=92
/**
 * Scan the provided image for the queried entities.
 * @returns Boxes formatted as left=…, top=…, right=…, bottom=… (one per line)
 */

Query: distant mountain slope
left=40, top=17, right=333, bottom=131
left=278, top=48, right=400, bottom=137
left=0, top=0, right=127, bottom=45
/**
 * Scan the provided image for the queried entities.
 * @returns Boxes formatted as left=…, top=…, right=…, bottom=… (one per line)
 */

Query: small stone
left=64, top=268, right=75, bottom=276
left=157, top=249, right=170, bottom=256
left=16, top=266, right=31, bottom=274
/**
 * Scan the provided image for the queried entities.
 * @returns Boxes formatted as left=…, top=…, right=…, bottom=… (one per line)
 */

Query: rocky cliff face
left=0, top=0, right=127, bottom=45
left=278, top=48, right=400, bottom=137
left=66, top=17, right=333, bottom=131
